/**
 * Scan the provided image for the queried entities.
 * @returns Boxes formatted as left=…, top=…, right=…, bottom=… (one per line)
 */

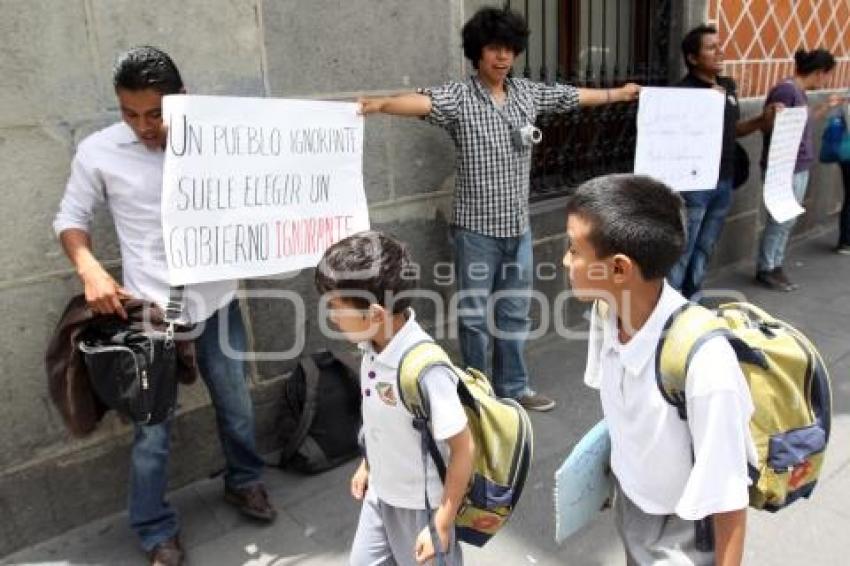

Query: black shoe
left=148, top=535, right=184, bottom=566
left=755, top=270, right=793, bottom=292
left=225, top=484, right=278, bottom=522
left=836, top=244, right=850, bottom=256
left=772, top=267, right=799, bottom=291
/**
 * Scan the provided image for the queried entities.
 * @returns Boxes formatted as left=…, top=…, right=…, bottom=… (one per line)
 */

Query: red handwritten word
left=275, top=215, right=355, bottom=257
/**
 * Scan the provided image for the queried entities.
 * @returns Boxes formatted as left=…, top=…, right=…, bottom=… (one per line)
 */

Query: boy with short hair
left=315, top=231, right=474, bottom=566
left=563, top=175, right=756, bottom=566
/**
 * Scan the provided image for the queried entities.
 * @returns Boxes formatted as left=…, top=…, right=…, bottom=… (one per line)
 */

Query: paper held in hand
left=763, top=107, right=808, bottom=223
left=161, top=95, right=370, bottom=286
left=634, top=87, right=725, bottom=192
left=554, top=419, right=613, bottom=544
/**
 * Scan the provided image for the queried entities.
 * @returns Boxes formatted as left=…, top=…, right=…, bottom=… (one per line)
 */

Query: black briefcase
left=79, top=322, right=179, bottom=426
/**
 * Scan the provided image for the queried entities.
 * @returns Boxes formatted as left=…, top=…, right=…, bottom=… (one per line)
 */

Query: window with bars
left=504, top=0, right=675, bottom=200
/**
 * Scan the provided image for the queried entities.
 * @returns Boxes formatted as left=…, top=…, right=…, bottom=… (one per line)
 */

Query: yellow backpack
left=397, top=341, right=533, bottom=546
left=657, top=302, right=832, bottom=510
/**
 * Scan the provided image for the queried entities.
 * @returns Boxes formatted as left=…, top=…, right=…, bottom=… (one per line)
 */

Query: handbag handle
left=163, top=285, right=185, bottom=346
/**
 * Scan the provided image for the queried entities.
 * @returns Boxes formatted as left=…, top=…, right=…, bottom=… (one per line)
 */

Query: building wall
left=0, top=0, right=465, bottom=555
left=0, top=0, right=845, bottom=556
left=698, top=0, right=848, bottom=267
left=709, top=0, right=850, bottom=98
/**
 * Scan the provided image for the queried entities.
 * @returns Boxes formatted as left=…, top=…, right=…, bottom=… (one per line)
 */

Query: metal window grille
left=504, top=0, right=675, bottom=200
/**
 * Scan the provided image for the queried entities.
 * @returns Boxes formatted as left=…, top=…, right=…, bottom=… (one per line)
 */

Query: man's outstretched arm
left=358, top=93, right=432, bottom=117
left=577, top=83, right=641, bottom=107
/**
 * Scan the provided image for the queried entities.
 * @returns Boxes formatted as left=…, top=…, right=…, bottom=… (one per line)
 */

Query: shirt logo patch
left=376, top=382, right=397, bottom=406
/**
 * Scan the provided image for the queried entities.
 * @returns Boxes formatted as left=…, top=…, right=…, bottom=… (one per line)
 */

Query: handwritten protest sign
left=634, top=87, right=725, bottom=191
left=161, top=95, right=369, bottom=285
left=763, top=107, right=808, bottom=223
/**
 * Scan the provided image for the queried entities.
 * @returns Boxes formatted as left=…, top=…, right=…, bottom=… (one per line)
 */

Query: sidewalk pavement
left=5, top=229, right=850, bottom=566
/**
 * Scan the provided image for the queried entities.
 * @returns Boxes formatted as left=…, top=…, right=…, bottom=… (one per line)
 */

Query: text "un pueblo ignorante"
left=168, top=114, right=358, bottom=158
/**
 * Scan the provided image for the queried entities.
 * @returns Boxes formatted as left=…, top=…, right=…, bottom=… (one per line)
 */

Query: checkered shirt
left=421, top=75, right=580, bottom=237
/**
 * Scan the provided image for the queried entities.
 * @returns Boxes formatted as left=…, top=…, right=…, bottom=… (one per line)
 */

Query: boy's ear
left=611, top=254, right=636, bottom=284
left=367, top=303, right=387, bottom=321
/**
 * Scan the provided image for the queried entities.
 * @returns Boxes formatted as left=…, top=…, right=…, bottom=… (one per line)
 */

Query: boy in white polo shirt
left=563, top=175, right=756, bottom=566
left=315, top=231, right=474, bottom=566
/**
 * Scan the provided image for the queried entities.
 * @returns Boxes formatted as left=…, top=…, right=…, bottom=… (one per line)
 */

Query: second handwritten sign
left=634, top=87, right=726, bottom=192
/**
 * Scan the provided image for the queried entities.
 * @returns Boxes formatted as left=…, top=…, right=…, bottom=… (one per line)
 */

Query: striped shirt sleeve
left=523, top=80, right=581, bottom=116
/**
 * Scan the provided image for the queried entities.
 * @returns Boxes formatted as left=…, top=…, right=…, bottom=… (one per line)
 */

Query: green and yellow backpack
left=656, top=302, right=832, bottom=511
left=397, top=341, right=533, bottom=546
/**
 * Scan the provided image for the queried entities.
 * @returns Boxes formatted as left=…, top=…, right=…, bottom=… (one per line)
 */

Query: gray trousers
left=614, top=479, right=714, bottom=566
left=350, top=496, right=463, bottom=566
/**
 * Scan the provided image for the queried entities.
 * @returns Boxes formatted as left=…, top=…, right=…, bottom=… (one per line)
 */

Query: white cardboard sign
left=763, top=107, right=808, bottom=223
left=634, top=87, right=726, bottom=192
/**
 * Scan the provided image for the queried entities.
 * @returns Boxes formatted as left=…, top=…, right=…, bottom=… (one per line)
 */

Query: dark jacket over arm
left=46, top=295, right=198, bottom=437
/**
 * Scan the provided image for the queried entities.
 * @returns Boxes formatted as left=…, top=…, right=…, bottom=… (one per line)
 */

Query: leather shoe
left=224, top=483, right=277, bottom=522
left=755, top=269, right=793, bottom=292
left=148, top=535, right=183, bottom=566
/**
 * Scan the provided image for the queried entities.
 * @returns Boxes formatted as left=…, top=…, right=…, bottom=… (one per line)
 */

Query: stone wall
left=0, top=0, right=844, bottom=555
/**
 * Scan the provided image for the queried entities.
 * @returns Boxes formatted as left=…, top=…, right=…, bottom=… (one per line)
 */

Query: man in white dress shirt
left=53, top=46, right=275, bottom=566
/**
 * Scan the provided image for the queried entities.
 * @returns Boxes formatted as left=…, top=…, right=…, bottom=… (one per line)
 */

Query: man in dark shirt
left=668, top=24, right=779, bottom=299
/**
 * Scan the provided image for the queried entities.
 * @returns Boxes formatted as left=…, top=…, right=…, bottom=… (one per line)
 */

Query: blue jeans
left=840, top=163, right=850, bottom=247
left=757, top=170, right=810, bottom=271
left=453, top=227, right=533, bottom=399
left=668, top=179, right=734, bottom=299
left=129, top=300, right=264, bottom=551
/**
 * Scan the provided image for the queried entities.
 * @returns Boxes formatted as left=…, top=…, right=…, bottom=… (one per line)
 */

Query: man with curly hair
left=359, top=7, right=639, bottom=411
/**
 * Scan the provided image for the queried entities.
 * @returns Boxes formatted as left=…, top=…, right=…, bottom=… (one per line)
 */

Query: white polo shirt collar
left=357, top=309, right=430, bottom=369
left=600, top=281, right=687, bottom=375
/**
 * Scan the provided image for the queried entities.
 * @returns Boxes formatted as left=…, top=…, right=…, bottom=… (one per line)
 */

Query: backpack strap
left=398, top=341, right=458, bottom=566
left=398, top=341, right=457, bottom=482
left=279, top=353, right=323, bottom=464
left=397, top=341, right=454, bottom=420
left=656, top=303, right=727, bottom=553
left=655, top=303, right=729, bottom=420
left=657, top=303, right=772, bottom=420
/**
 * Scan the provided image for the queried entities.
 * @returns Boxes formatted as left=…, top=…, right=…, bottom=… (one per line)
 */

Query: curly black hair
left=113, top=46, right=183, bottom=95
left=462, top=7, right=529, bottom=69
